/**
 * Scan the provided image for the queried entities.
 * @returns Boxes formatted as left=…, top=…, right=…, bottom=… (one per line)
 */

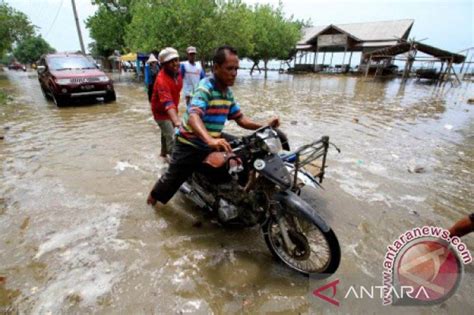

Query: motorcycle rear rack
left=282, top=136, right=340, bottom=188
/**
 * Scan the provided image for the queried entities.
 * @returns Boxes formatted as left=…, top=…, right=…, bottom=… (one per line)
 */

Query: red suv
left=37, top=53, right=116, bottom=106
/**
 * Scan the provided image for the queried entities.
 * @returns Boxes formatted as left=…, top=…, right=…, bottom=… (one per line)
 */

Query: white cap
left=159, top=47, right=179, bottom=64
left=186, top=46, right=197, bottom=54
left=146, top=53, right=158, bottom=64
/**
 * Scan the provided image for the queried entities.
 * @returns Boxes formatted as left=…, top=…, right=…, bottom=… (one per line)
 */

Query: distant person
left=448, top=213, right=474, bottom=238
left=180, top=46, right=205, bottom=106
left=151, top=47, right=183, bottom=162
left=145, top=53, right=160, bottom=102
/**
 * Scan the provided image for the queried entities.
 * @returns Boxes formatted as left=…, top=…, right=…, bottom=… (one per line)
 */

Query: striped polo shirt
left=176, top=76, right=242, bottom=148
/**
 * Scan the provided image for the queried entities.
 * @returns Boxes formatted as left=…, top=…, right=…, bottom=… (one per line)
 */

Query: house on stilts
left=292, top=19, right=466, bottom=83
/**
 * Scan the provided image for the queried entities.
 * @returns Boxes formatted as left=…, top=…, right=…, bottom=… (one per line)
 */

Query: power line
left=44, top=0, right=64, bottom=38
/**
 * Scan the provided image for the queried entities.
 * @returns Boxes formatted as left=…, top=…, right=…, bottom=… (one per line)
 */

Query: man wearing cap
left=180, top=46, right=205, bottom=106
left=147, top=45, right=279, bottom=207
left=151, top=47, right=183, bottom=160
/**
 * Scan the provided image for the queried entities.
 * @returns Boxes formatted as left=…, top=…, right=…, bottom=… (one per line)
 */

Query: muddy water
left=0, top=70, right=473, bottom=314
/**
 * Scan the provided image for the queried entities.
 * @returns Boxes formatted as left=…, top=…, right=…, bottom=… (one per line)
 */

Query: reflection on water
left=0, top=70, right=473, bottom=313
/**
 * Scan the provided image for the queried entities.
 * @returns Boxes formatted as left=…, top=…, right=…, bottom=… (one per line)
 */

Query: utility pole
left=71, top=0, right=85, bottom=54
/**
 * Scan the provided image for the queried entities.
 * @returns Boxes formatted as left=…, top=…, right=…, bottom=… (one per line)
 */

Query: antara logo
left=312, top=279, right=431, bottom=306
left=312, top=279, right=340, bottom=306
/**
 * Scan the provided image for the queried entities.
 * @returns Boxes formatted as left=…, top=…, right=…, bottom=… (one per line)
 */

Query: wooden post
left=322, top=51, right=326, bottom=65
left=459, top=54, right=467, bottom=75
left=342, top=45, right=347, bottom=66
left=402, top=41, right=415, bottom=81
left=438, top=61, right=445, bottom=82
left=402, top=58, right=410, bottom=81
left=451, top=63, right=461, bottom=84
left=364, top=55, right=371, bottom=78
left=348, top=51, right=353, bottom=66
left=443, top=58, right=453, bottom=83
left=464, top=54, right=473, bottom=80
left=313, top=47, right=319, bottom=72
left=330, top=52, right=334, bottom=66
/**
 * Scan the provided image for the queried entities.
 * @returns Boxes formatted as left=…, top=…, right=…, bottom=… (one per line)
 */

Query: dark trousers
left=147, top=84, right=153, bottom=102
left=150, top=141, right=211, bottom=204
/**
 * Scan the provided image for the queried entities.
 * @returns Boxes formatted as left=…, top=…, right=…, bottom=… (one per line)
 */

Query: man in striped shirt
left=147, top=45, right=279, bottom=207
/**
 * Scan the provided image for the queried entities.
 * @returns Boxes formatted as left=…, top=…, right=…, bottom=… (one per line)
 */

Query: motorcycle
left=179, top=126, right=341, bottom=277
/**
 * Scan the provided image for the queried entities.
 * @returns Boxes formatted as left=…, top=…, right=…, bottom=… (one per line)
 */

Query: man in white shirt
left=180, top=46, right=206, bottom=105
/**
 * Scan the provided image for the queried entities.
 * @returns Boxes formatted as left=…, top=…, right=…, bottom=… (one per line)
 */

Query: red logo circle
left=396, top=239, right=462, bottom=304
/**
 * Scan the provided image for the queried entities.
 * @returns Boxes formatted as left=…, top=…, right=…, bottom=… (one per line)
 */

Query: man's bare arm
left=235, top=115, right=280, bottom=130
left=188, top=113, right=232, bottom=152
left=167, top=108, right=181, bottom=127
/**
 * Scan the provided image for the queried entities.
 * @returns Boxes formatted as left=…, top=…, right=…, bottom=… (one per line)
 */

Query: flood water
left=0, top=69, right=473, bottom=314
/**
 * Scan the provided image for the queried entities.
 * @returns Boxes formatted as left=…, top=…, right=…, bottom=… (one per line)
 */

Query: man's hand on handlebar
left=267, top=117, right=280, bottom=128
left=207, top=138, right=232, bottom=153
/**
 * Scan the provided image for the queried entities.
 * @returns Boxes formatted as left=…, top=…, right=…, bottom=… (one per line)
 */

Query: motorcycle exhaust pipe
left=179, top=182, right=192, bottom=194
left=179, top=182, right=208, bottom=208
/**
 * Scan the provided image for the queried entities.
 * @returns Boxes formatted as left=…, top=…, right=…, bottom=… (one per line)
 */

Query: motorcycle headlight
left=257, top=128, right=283, bottom=154
left=98, top=75, right=110, bottom=82
left=55, top=78, right=71, bottom=85
left=263, top=136, right=283, bottom=154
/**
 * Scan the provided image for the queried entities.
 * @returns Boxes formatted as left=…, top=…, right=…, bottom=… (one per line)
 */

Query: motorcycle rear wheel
left=263, top=215, right=340, bottom=277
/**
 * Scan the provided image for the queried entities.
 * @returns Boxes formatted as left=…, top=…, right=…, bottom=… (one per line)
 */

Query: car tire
left=52, top=94, right=67, bottom=107
left=105, top=91, right=116, bottom=102
left=40, top=84, right=51, bottom=100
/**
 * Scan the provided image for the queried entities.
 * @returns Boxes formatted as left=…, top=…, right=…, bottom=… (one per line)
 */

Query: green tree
left=0, top=3, right=35, bottom=57
left=250, top=3, right=302, bottom=76
left=126, top=0, right=218, bottom=61
left=214, top=0, right=254, bottom=59
left=13, top=35, right=55, bottom=64
left=126, top=0, right=257, bottom=68
left=86, top=0, right=133, bottom=57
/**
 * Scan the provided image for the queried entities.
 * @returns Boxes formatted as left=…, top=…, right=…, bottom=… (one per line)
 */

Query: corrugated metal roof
left=301, top=19, right=414, bottom=44
left=338, top=19, right=414, bottom=41
left=298, top=26, right=325, bottom=44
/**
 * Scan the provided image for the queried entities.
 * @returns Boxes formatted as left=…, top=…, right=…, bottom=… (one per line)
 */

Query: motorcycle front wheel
left=263, top=215, right=340, bottom=277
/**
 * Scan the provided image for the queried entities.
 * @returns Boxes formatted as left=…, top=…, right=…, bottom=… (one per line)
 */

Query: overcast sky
left=6, top=0, right=473, bottom=53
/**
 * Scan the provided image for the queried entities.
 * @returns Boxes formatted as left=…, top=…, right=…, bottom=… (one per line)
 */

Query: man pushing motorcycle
left=147, top=45, right=279, bottom=207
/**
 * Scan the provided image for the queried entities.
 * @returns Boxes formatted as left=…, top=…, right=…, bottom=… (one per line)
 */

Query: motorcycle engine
left=217, top=199, right=239, bottom=222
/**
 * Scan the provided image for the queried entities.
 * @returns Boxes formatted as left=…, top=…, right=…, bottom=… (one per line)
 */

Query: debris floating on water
left=408, top=165, right=426, bottom=174
left=467, top=98, right=474, bottom=104
left=444, top=124, right=453, bottom=130
left=114, top=161, right=139, bottom=173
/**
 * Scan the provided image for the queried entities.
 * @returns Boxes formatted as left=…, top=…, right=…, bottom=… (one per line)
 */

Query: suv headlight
left=98, top=75, right=110, bottom=82
left=55, top=78, right=71, bottom=85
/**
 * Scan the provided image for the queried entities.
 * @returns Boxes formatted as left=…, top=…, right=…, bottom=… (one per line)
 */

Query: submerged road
left=0, top=69, right=473, bottom=314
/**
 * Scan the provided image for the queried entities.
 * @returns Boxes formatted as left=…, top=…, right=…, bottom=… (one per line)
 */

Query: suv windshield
left=47, top=56, right=96, bottom=71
